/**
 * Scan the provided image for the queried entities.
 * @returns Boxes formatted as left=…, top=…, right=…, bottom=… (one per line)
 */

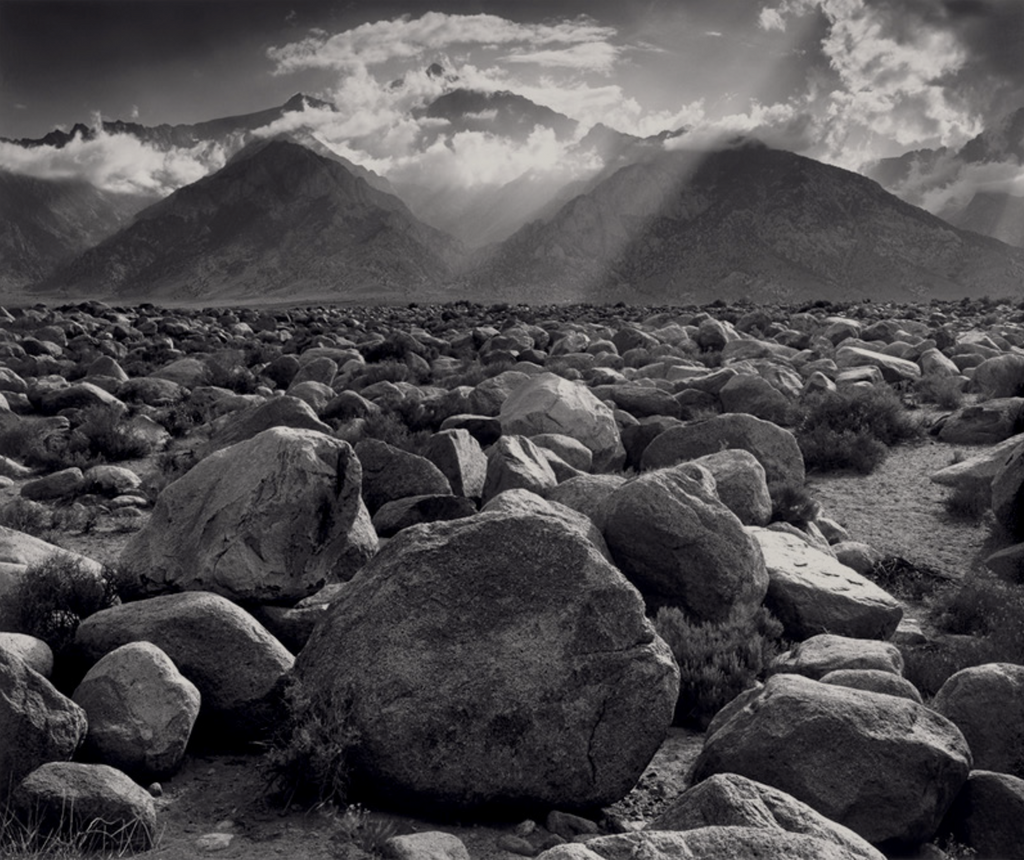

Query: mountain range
left=4, top=89, right=1024, bottom=305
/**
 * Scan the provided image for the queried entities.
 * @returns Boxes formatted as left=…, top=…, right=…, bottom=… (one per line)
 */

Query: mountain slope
left=36, top=139, right=464, bottom=302
left=944, top=191, right=1024, bottom=248
left=0, top=170, right=154, bottom=289
left=471, top=143, right=1024, bottom=304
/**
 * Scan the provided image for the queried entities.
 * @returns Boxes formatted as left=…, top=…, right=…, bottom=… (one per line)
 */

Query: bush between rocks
left=652, top=606, right=787, bottom=729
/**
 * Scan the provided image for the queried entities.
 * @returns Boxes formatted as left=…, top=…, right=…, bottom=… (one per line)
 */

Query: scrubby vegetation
left=768, top=481, right=820, bottom=527
left=794, top=385, right=922, bottom=474
left=942, top=482, right=991, bottom=522
left=653, top=606, right=786, bottom=729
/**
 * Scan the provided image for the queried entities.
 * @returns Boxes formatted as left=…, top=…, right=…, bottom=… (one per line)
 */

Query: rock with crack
left=292, top=510, right=679, bottom=814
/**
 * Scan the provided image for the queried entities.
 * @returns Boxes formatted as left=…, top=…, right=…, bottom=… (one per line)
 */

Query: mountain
left=36, top=139, right=464, bottom=302
left=0, top=170, right=155, bottom=290
left=944, top=191, right=1024, bottom=248
left=2, top=94, right=335, bottom=151
left=413, top=88, right=577, bottom=146
left=469, top=143, right=1024, bottom=304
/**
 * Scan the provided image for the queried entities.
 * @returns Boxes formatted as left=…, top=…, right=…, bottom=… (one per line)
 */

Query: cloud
left=758, top=8, right=787, bottom=30
left=0, top=124, right=229, bottom=195
left=502, top=42, right=622, bottom=73
left=664, top=101, right=818, bottom=153
left=267, top=12, right=619, bottom=73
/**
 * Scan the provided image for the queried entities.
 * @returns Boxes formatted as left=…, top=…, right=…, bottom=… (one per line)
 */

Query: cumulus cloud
left=0, top=124, right=230, bottom=196
left=664, top=101, right=818, bottom=153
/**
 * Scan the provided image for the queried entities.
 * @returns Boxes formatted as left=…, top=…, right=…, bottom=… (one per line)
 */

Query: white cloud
left=758, top=9, right=786, bottom=32
left=502, top=42, right=622, bottom=74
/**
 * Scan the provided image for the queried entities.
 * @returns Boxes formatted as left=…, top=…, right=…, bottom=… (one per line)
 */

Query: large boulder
left=649, top=773, right=883, bottom=860
left=719, top=374, right=791, bottom=423
left=536, top=828, right=880, bottom=860
left=481, top=489, right=611, bottom=561
left=203, top=395, right=332, bottom=453
left=73, top=592, right=293, bottom=742
left=641, top=414, right=804, bottom=486
left=0, top=647, right=87, bottom=803
left=750, top=528, right=903, bottom=640
left=689, top=449, right=772, bottom=526
left=972, top=353, right=1024, bottom=399
left=292, top=511, right=679, bottom=813
left=991, top=438, right=1024, bottom=536
left=932, top=663, right=1024, bottom=777
left=355, top=439, right=452, bottom=514
left=499, top=372, right=625, bottom=472
left=121, top=428, right=376, bottom=603
left=602, top=465, right=768, bottom=621
left=421, top=428, right=488, bottom=500
left=692, top=674, right=971, bottom=848
left=543, top=474, right=626, bottom=533
left=930, top=434, right=1023, bottom=493
left=938, top=398, right=1024, bottom=445
left=13, top=762, right=156, bottom=851
left=482, top=435, right=558, bottom=502
left=72, top=641, right=201, bottom=780
left=835, top=346, right=921, bottom=384
left=943, top=770, right=1024, bottom=860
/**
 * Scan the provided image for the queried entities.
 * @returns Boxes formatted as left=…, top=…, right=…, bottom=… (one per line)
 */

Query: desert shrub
left=6, top=408, right=153, bottom=472
left=0, top=796, right=155, bottom=858
left=203, top=362, right=259, bottom=394
left=653, top=606, right=786, bottom=729
left=864, top=555, right=946, bottom=601
left=436, top=358, right=517, bottom=390
left=146, top=448, right=201, bottom=499
left=0, top=498, right=53, bottom=536
left=263, top=677, right=359, bottom=808
left=355, top=360, right=409, bottom=388
left=154, top=401, right=205, bottom=438
left=943, top=482, right=991, bottom=521
left=12, top=556, right=130, bottom=658
left=358, top=410, right=432, bottom=455
left=328, top=805, right=398, bottom=859
left=794, top=386, right=922, bottom=474
left=72, top=406, right=152, bottom=462
left=768, top=481, right=820, bottom=527
left=913, top=375, right=966, bottom=410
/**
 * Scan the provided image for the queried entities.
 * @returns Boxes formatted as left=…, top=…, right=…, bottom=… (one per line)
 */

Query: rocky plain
left=4, top=295, right=1024, bottom=860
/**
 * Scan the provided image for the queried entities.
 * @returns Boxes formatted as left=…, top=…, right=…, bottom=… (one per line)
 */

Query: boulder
left=750, top=528, right=903, bottom=640
left=719, top=374, right=791, bottom=423
left=943, top=770, right=1024, bottom=860
left=384, top=832, right=471, bottom=860
left=482, top=489, right=611, bottom=561
left=831, top=541, right=885, bottom=576
left=819, top=669, right=923, bottom=703
left=641, top=414, right=804, bottom=486
left=499, top=373, right=625, bottom=471
left=603, top=465, right=768, bottom=621
left=692, top=674, right=972, bottom=847
left=930, top=434, right=1023, bottom=493
left=938, top=398, right=1024, bottom=445
left=483, top=435, right=558, bottom=502
left=21, top=467, right=85, bottom=501
left=972, top=353, right=1024, bottom=399
left=421, top=429, right=488, bottom=500
left=372, top=494, right=477, bottom=538
left=0, top=631, right=53, bottom=677
left=203, top=395, right=332, bottom=453
left=543, top=474, right=626, bottom=533
left=72, top=641, right=201, bottom=780
left=74, top=592, right=293, bottom=742
left=769, top=633, right=905, bottom=680
left=932, top=663, right=1024, bottom=777
left=293, top=511, right=679, bottom=813
left=991, top=438, right=1024, bottom=536
left=834, top=346, right=921, bottom=384
left=13, top=762, right=156, bottom=851
left=0, top=647, right=86, bottom=803
left=536, top=828, right=879, bottom=860
left=356, top=438, right=453, bottom=514
left=689, top=449, right=772, bottom=526
left=532, top=433, right=594, bottom=472
left=649, top=773, right=884, bottom=860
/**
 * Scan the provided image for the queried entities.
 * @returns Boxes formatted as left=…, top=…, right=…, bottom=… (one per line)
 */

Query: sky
left=1, top=0, right=1022, bottom=202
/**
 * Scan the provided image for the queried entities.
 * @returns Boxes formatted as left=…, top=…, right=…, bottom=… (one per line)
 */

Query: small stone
left=196, top=832, right=235, bottom=851
left=513, top=820, right=538, bottom=837
left=496, top=834, right=538, bottom=856
left=147, top=782, right=163, bottom=797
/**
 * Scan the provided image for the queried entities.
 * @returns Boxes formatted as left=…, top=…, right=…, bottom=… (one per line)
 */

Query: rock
left=606, top=385, right=682, bottom=421
left=0, top=454, right=33, bottom=480
left=83, top=464, right=142, bottom=497
left=641, top=413, right=804, bottom=486
left=537, top=828, right=880, bottom=860
left=692, top=674, right=971, bottom=847
left=356, top=439, right=452, bottom=514
left=769, top=633, right=905, bottom=680
left=938, top=398, right=1024, bottom=445
left=384, top=832, right=472, bottom=860
left=203, top=395, right=332, bottom=453
left=439, top=413, right=503, bottom=446
left=930, top=435, right=1023, bottom=493
left=547, top=810, right=600, bottom=840
left=719, top=374, right=791, bottom=423
left=150, top=356, right=208, bottom=388
left=0, top=647, right=87, bottom=803
left=293, top=511, right=679, bottom=813
left=984, top=542, right=1024, bottom=582
left=372, top=494, right=477, bottom=538
left=648, top=773, right=884, bottom=860
left=835, top=346, right=921, bottom=383
left=972, top=353, right=1024, bottom=399
left=932, top=662, right=1024, bottom=777
left=688, top=449, right=772, bottom=526
left=603, top=464, right=767, bottom=620
left=72, top=641, right=201, bottom=780
left=543, top=474, right=626, bottom=532
left=33, top=381, right=127, bottom=415
left=20, top=467, right=85, bottom=500
left=74, top=592, right=293, bottom=742
left=0, top=631, right=53, bottom=677
left=832, top=541, right=885, bottom=576
left=483, top=435, right=558, bottom=502
left=482, top=490, right=611, bottom=561
left=943, top=770, right=1024, bottom=860
left=421, top=429, right=488, bottom=500
left=497, top=834, right=540, bottom=856
left=0, top=527, right=103, bottom=632
left=122, top=428, right=376, bottom=603
left=499, top=373, right=625, bottom=472
left=118, top=376, right=186, bottom=406
left=14, top=762, right=156, bottom=851
left=750, top=528, right=903, bottom=640
left=991, top=438, right=1024, bottom=535
left=819, top=669, right=923, bottom=703
left=532, top=433, right=594, bottom=472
